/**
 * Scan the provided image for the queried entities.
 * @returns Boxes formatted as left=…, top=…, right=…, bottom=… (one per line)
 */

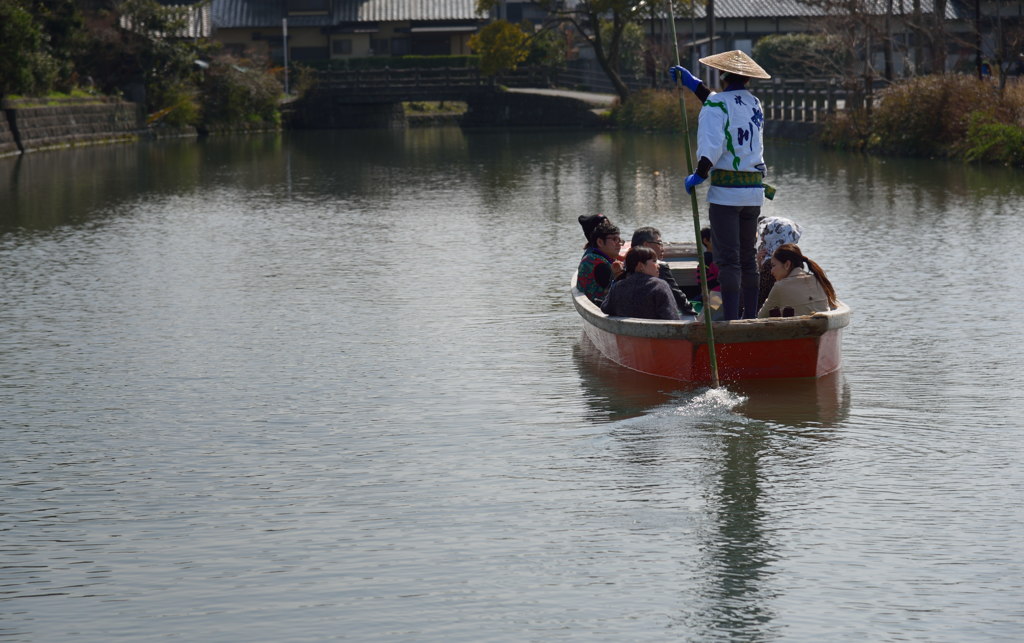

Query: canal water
left=2, top=129, right=1023, bottom=641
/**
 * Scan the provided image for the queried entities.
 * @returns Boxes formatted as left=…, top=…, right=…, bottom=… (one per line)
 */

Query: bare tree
left=985, top=1, right=1024, bottom=91
left=478, top=0, right=687, bottom=102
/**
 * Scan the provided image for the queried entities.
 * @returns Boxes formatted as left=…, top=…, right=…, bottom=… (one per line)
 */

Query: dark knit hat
left=578, top=214, right=608, bottom=242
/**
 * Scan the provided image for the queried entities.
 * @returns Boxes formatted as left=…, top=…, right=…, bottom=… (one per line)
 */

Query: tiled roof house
left=671, top=0, right=977, bottom=73
left=211, top=0, right=486, bottom=62
left=209, top=0, right=1016, bottom=75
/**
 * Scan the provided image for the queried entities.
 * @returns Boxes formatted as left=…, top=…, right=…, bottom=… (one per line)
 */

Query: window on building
left=290, top=46, right=329, bottom=62
left=390, top=38, right=410, bottom=56
left=370, top=38, right=390, bottom=55
left=332, top=39, right=352, bottom=56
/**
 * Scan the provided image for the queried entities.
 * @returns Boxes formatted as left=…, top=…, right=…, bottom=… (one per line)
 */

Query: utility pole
left=706, top=0, right=715, bottom=86
left=282, top=18, right=290, bottom=94
left=974, top=0, right=983, bottom=79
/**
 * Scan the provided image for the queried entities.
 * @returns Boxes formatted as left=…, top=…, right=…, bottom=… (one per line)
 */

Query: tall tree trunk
left=884, top=0, right=894, bottom=80
left=932, top=0, right=948, bottom=73
left=913, top=0, right=923, bottom=73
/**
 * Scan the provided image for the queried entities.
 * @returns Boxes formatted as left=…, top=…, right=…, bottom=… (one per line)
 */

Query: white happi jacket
left=696, top=89, right=767, bottom=207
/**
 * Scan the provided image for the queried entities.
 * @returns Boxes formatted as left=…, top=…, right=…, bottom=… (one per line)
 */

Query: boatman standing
left=670, top=51, right=773, bottom=320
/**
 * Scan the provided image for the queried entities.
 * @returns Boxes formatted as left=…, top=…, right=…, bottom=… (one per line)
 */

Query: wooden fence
left=311, top=66, right=875, bottom=123
left=760, top=78, right=875, bottom=123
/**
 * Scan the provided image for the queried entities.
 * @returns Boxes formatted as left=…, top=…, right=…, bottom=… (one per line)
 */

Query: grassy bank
left=822, top=75, right=1024, bottom=166
left=613, top=76, right=1024, bottom=167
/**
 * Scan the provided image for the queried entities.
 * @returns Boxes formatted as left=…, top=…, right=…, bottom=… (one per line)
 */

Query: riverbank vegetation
left=613, top=75, right=1024, bottom=167
left=0, top=0, right=282, bottom=132
left=821, top=75, right=1024, bottom=166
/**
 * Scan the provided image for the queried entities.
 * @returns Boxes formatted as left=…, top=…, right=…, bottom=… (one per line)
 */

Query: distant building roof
left=684, top=0, right=964, bottom=20
left=212, top=0, right=485, bottom=29
left=123, top=1, right=212, bottom=38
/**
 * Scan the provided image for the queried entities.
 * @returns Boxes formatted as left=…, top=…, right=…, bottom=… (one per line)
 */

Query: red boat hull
left=572, top=277, right=849, bottom=383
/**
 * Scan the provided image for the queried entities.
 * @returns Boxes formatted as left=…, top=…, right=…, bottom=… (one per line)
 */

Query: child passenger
left=600, top=246, right=682, bottom=320
left=696, top=227, right=720, bottom=295
left=757, top=243, right=837, bottom=318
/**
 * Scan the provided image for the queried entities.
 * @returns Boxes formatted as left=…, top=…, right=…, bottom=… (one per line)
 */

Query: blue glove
left=669, top=65, right=700, bottom=92
left=684, top=173, right=705, bottom=194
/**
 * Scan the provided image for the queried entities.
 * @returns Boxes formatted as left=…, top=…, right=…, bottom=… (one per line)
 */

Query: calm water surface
left=2, top=129, right=1023, bottom=641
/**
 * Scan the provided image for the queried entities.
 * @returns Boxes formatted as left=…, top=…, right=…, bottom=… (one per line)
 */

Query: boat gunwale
left=570, top=273, right=850, bottom=344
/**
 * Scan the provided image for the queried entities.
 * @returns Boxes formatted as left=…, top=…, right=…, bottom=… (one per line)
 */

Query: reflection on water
left=732, top=371, right=850, bottom=428
left=572, top=334, right=688, bottom=420
left=2, top=129, right=1023, bottom=642
left=576, top=335, right=848, bottom=641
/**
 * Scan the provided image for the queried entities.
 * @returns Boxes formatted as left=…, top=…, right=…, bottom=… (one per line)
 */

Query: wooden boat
left=571, top=243, right=851, bottom=383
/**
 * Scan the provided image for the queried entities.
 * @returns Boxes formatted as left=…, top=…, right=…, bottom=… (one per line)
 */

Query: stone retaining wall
left=0, top=111, right=17, bottom=157
left=1, top=97, right=143, bottom=155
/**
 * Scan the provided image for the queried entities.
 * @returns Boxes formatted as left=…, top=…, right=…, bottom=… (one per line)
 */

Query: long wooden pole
left=668, top=2, right=720, bottom=388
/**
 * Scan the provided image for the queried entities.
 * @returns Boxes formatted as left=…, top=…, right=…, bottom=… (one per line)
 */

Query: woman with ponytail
left=756, top=243, right=837, bottom=318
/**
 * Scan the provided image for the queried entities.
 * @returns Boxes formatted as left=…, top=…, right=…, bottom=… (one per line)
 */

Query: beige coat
left=757, top=267, right=830, bottom=318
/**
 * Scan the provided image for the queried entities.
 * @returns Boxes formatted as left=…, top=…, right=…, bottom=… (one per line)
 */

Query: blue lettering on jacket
left=752, top=107, right=764, bottom=129
left=737, top=126, right=751, bottom=147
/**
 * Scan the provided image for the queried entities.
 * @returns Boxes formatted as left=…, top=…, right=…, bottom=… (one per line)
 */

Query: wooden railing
left=760, top=79, right=839, bottom=123
left=760, top=78, right=875, bottom=122
left=312, top=66, right=873, bottom=123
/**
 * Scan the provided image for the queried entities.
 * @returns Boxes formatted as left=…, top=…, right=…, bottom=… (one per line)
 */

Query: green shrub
left=470, top=21, right=529, bottom=76
left=0, top=0, right=60, bottom=97
left=753, top=33, right=849, bottom=79
left=964, top=111, right=1024, bottom=166
left=149, top=81, right=200, bottom=127
left=201, top=55, right=282, bottom=128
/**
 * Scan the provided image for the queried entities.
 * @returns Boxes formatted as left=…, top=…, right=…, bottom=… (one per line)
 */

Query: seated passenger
left=757, top=243, right=837, bottom=318
left=756, top=216, right=802, bottom=310
left=600, top=246, right=682, bottom=320
left=696, top=226, right=720, bottom=295
left=578, top=213, right=608, bottom=245
left=631, top=226, right=695, bottom=315
left=577, top=219, right=624, bottom=304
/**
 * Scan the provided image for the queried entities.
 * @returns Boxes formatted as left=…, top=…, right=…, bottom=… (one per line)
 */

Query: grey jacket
left=601, top=273, right=681, bottom=320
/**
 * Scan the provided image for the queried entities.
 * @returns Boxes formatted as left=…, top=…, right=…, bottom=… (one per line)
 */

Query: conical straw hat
left=698, top=50, right=771, bottom=79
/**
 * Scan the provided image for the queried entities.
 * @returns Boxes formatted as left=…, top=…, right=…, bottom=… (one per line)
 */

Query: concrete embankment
left=0, top=97, right=143, bottom=157
left=462, top=89, right=611, bottom=128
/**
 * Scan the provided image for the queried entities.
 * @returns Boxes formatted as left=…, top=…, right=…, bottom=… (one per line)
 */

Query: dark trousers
left=709, top=203, right=760, bottom=319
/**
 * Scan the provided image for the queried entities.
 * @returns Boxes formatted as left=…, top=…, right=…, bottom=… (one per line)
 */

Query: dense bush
left=149, top=80, right=200, bottom=127
left=200, top=55, right=282, bottom=129
left=867, top=74, right=1014, bottom=157
left=819, top=74, right=1024, bottom=165
left=469, top=21, right=530, bottom=76
left=817, top=109, right=872, bottom=151
left=0, top=0, right=60, bottom=97
left=612, top=88, right=701, bottom=132
left=964, top=111, right=1024, bottom=166
left=753, top=34, right=849, bottom=79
